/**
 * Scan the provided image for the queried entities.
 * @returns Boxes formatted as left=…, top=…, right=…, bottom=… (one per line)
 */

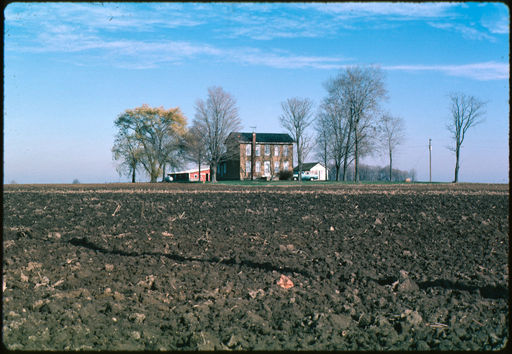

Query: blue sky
left=4, top=2, right=509, bottom=183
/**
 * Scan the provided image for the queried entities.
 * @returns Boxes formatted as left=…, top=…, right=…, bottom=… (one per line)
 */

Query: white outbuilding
left=293, top=162, right=329, bottom=181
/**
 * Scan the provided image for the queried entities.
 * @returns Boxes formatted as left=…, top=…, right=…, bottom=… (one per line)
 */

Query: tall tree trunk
left=211, top=164, right=217, bottom=183
left=198, top=159, right=201, bottom=182
left=150, top=167, right=158, bottom=182
left=354, top=134, right=359, bottom=183
left=131, top=167, right=136, bottom=183
left=162, top=163, right=166, bottom=182
left=149, top=161, right=159, bottom=183
left=298, top=160, right=303, bottom=183
left=389, top=149, right=393, bottom=182
left=342, top=131, right=352, bottom=182
left=323, top=145, right=328, bottom=181
left=297, top=141, right=302, bottom=183
left=454, top=145, right=460, bottom=183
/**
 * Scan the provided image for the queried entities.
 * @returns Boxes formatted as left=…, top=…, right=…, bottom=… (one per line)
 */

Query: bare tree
left=112, top=129, right=143, bottom=183
left=378, top=113, right=405, bottom=182
left=447, top=92, right=486, bottom=183
left=314, top=108, right=332, bottom=179
left=279, top=97, right=314, bottom=182
left=325, top=66, right=387, bottom=182
left=160, top=130, right=188, bottom=182
left=194, top=86, right=241, bottom=183
left=184, top=122, right=208, bottom=182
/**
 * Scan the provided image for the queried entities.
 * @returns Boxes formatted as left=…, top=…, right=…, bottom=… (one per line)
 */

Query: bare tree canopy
left=112, top=129, right=143, bottom=183
left=113, top=104, right=187, bottom=183
left=323, top=65, right=387, bottom=181
left=314, top=108, right=333, bottom=179
left=279, top=97, right=314, bottom=182
left=316, top=98, right=351, bottom=181
left=377, top=113, right=405, bottom=182
left=447, top=92, right=486, bottom=183
left=194, top=86, right=241, bottom=182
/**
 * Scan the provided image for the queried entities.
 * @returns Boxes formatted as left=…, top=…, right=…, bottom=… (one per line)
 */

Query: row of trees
left=279, top=66, right=403, bottom=183
left=340, top=164, right=415, bottom=182
left=278, top=66, right=486, bottom=183
left=113, top=65, right=486, bottom=183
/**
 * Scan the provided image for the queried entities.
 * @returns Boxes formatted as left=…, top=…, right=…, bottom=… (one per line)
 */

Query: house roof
left=228, top=132, right=294, bottom=143
left=293, top=162, right=325, bottom=172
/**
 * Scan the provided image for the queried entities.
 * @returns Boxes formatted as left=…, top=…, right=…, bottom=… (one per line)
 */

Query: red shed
left=167, top=168, right=210, bottom=182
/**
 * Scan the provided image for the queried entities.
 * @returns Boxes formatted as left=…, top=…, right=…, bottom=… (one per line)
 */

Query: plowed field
left=2, top=183, right=509, bottom=350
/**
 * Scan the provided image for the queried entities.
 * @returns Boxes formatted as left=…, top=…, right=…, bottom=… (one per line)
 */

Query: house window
left=246, top=144, right=251, bottom=156
left=274, top=145, right=279, bottom=156
left=283, top=145, right=288, bottom=157
left=265, top=145, right=270, bottom=156
left=255, top=161, right=261, bottom=173
left=246, top=161, right=251, bottom=173
left=274, top=161, right=280, bottom=173
left=255, top=145, right=261, bottom=157
left=264, top=161, right=270, bottom=175
left=283, top=161, right=289, bottom=171
left=223, top=164, right=227, bottom=174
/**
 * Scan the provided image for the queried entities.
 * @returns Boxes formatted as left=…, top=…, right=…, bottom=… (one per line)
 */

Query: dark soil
left=2, top=183, right=509, bottom=350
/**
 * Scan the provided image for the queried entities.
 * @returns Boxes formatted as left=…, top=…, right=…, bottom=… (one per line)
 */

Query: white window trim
left=264, top=161, right=271, bottom=176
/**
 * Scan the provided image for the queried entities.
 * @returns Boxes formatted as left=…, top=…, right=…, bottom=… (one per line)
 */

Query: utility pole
left=429, top=138, right=432, bottom=183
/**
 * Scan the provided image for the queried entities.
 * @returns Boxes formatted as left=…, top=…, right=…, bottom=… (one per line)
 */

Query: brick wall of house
left=239, top=142, right=293, bottom=180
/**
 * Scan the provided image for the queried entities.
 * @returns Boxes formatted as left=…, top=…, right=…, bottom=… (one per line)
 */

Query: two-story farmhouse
left=217, top=132, right=294, bottom=180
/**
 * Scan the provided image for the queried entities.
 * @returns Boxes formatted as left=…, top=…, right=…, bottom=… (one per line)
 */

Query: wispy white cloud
left=5, top=2, right=505, bottom=44
left=5, top=2, right=205, bottom=33
left=300, top=3, right=460, bottom=19
left=216, top=3, right=462, bottom=40
left=484, top=19, right=509, bottom=34
left=384, top=62, right=509, bottom=81
left=480, top=11, right=509, bottom=34
left=11, top=22, right=347, bottom=70
left=230, top=48, right=348, bottom=69
left=5, top=3, right=508, bottom=81
left=427, top=22, right=496, bottom=41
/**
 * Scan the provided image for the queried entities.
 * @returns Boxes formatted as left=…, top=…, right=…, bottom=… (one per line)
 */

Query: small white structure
left=293, top=162, right=329, bottom=181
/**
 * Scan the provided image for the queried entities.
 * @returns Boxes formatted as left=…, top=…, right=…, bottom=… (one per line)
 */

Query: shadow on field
left=373, top=276, right=508, bottom=300
left=68, top=237, right=311, bottom=278
left=68, top=237, right=508, bottom=300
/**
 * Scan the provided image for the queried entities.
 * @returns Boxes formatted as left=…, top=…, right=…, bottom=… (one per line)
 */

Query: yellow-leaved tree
left=113, top=104, right=187, bottom=182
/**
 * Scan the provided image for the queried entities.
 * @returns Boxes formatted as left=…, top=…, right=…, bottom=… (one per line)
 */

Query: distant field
left=2, top=183, right=509, bottom=350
